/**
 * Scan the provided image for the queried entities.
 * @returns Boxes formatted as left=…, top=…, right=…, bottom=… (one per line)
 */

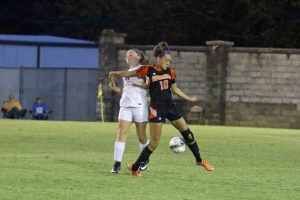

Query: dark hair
left=153, top=42, right=170, bottom=57
left=35, top=97, right=41, bottom=102
left=130, top=48, right=149, bottom=65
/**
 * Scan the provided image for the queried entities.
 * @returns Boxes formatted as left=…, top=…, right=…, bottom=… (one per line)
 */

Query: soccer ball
left=169, top=137, right=186, bottom=153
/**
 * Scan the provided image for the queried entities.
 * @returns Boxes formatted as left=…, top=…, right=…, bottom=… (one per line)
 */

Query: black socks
left=132, top=145, right=152, bottom=171
left=114, top=161, right=121, bottom=167
left=180, top=129, right=202, bottom=162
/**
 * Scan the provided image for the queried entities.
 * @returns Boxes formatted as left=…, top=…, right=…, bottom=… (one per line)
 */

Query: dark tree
left=0, top=0, right=299, bottom=47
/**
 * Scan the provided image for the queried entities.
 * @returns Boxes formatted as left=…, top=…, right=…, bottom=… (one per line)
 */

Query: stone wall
left=226, top=51, right=300, bottom=128
left=99, top=30, right=300, bottom=128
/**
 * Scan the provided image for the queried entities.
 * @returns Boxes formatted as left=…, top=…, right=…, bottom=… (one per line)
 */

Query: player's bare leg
left=148, top=123, right=163, bottom=151
left=135, top=122, right=147, bottom=144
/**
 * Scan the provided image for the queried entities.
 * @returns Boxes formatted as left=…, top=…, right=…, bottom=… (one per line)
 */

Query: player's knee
left=180, top=129, right=195, bottom=144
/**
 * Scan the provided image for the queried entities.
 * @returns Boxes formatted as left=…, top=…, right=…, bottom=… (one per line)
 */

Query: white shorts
left=118, top=106, right=148, bottom=123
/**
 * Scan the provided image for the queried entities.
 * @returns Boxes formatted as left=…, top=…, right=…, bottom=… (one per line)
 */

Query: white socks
left=114, top=140, right=149, bottom=162
left=114, top=141, right=126, bottom=162
left=139, top=140, right=149, bottom=151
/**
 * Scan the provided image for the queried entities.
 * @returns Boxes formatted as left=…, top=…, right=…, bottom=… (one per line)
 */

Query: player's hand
left=109, top=81, right=116, bottom=89
left=109, top=73, right=117, bottom=84
left=109, top=77, right=116, bottom=85
left=109, top=72, right=116, bottom=82
left=189, top=96, right=199, bottom=102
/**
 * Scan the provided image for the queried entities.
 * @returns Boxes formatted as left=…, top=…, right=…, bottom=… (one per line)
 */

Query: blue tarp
left=0, top=34, right=95, bottom=45
left=0, top=34, right=99, bottom=68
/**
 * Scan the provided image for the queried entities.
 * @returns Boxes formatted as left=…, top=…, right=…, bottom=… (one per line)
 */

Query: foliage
left=1, top=0, right=300, bottom=47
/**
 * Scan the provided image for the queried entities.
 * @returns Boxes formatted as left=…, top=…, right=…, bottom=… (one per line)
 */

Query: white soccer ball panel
left=169, top=137, right=186, bottom=153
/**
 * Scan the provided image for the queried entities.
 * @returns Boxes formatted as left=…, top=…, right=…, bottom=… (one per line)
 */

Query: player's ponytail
left=131, top=48, right=149, bottom=65
left=139, top=53, right=149, bottom=65
left=153, top=42, right=170, bottom=57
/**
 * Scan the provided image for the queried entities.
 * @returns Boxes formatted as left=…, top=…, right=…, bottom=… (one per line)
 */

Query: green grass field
left=0, top=119, right=299, bottom=200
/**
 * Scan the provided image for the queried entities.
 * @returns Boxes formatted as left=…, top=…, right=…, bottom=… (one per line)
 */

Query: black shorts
left=148, top=103, right=182, bottom=123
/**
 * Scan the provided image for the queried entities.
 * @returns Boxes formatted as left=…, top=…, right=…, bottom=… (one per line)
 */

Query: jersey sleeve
left=136, top=65, right=149, bottom=77
left=170, top=67, right=176, bottom=84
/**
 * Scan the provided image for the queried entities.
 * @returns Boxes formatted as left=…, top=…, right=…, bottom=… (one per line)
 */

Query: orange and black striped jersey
left=136, top=64, right=176, bottom=106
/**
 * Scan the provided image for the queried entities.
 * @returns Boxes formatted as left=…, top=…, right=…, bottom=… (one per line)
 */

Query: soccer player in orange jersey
left=109, top=42, right=213, bottom=176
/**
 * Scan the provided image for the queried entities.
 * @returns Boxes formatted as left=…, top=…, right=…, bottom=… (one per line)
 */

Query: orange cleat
left=127, top=163, right=142, bottom=177
left=196, top=160, right=214, bottom=171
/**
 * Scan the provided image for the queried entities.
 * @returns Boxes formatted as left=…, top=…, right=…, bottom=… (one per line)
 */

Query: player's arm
left=109, top=70, right=136, bottom=79
left=130, top=67, right=149, bottom=89
left=130, top=79, right=149, bottom=89
left=109, top=66, right=149, bottom=86
left=171, top=83, right=198, bottom=102
left=109, top=70, right=137, bottom=87
left=109, top=81, right=122, bottom=94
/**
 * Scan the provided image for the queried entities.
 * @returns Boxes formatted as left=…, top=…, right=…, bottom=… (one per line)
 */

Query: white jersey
left=120, top=64, right=147, bottom=108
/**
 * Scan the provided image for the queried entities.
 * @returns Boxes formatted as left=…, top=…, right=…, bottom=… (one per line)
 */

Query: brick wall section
left=100, top=30, right=300, bottom=128
left=226, top=52, right=300, bottom=128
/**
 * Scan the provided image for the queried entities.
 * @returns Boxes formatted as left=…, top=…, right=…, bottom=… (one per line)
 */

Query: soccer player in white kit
left=109, top=49, right=149, bottom=174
